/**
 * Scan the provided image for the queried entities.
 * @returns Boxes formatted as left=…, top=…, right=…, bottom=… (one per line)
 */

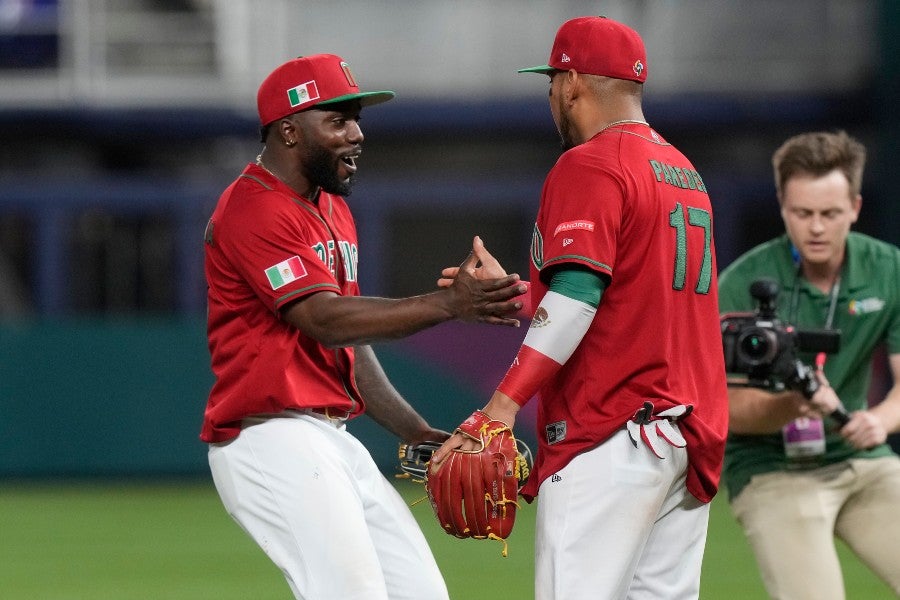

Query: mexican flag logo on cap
left=265, top=256, right=308, bottom=290
left=287, top=80, right=320, bottom=108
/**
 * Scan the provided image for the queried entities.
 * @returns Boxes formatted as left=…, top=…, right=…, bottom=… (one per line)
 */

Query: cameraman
left=718, top=130, right=900, bottom=599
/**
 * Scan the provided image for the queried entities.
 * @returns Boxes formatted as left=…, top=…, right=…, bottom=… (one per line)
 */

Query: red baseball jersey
left=520, top=123, right=728, bottom=503
left=201, top=163, right=363, bottom=443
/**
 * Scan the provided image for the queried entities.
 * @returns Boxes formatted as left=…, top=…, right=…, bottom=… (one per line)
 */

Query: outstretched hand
left=443, top=236, right=525, bottom=327
left=438, top=235, right=509, bottom=287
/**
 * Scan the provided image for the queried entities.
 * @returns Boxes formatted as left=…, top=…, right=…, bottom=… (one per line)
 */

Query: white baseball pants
left=535, top=427, right=710, bottom=600
left=208, top=411, right=449, bottom=600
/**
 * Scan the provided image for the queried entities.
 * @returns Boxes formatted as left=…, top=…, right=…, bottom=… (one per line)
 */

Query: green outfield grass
left=0, top=478, right=893, bottom=599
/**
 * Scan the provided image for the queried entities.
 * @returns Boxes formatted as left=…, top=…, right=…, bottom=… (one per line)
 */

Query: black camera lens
left=737, top=327, right=778, bottom=366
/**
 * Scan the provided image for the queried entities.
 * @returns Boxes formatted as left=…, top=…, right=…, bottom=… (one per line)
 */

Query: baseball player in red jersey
left=433, top=17, right=729, bottom=599
left=202, top=54, right=525, bottom=600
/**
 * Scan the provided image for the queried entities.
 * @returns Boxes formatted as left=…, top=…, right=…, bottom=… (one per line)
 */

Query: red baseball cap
left=257, top=54, right=395, bottom=125
left=518, top=16, right=647, bottom=83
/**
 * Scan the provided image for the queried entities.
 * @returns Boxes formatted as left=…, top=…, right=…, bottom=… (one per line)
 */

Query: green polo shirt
left=718, top=232, right=900, bottom=500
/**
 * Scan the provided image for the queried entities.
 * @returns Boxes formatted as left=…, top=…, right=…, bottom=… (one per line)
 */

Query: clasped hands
left=441, top=236, right=527, bottom=327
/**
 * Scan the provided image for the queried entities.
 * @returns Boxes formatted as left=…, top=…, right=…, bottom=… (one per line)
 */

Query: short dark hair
left=772, top=130, right=866, bottom=200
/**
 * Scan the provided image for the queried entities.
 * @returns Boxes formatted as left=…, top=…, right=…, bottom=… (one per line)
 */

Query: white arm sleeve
left=522, top=290, right=597, bottom=365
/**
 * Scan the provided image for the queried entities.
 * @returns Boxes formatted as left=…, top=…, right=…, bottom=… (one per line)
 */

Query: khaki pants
left=731, top=456, right=900, bottom=600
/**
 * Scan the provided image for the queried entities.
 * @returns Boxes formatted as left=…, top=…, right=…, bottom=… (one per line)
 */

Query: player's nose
left=347, top=119, right=364, bottom=144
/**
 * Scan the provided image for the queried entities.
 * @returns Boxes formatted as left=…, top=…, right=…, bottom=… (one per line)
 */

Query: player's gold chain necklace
left=597, top=119, right=649, bottom=134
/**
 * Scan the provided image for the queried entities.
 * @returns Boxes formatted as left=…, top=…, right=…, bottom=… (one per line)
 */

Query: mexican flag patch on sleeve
left=265, top=256, right=307, bottom=290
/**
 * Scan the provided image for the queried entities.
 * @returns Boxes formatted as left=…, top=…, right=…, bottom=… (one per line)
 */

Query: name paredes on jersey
left=648, top=159, right=707, bottom=193
left=312, top=239, right=358, bottom=282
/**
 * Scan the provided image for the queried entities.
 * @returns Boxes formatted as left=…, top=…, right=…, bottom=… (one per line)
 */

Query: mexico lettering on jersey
left=520, top=123, right=728, bottom=504
left=311, top=239, right=359, bottom=283
left=201, top=163, right=363, bottom=443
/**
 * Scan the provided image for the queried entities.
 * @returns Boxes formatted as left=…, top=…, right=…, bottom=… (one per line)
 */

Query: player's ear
left=276, top=116, right=299, bottom=147
left=564, top=69, right=580, bottom=104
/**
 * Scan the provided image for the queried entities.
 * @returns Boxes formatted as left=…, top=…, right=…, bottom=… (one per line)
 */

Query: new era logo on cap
left=287, top=80, right=320, bottom=108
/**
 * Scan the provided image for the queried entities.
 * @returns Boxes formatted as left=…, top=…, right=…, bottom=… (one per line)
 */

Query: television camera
left=721, top=278, right=849, bottom=426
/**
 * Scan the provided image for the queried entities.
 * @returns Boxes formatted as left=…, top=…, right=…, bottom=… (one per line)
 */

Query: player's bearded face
left=295, top=104, right=363, bottom=197
left=304, top=139, right=355, bottom=197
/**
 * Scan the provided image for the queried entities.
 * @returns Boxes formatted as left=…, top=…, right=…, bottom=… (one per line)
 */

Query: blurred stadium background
left=0, top=0, right=897, bottom=597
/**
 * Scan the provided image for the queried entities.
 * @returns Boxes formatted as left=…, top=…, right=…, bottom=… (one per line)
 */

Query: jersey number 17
left=669, top=202, right=712, bottom=294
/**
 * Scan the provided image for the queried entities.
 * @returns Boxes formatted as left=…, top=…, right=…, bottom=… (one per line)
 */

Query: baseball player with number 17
left=433, top=16, right=729, bottom=599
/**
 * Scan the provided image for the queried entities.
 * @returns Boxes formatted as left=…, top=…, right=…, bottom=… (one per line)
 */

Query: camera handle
left=788, top=360, right=851, bottom=427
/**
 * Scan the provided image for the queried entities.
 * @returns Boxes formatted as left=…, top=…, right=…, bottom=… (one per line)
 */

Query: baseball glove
left=425, top=410, right=531, bottom=557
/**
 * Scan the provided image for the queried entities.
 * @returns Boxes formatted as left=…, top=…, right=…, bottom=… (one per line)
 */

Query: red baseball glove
left=425, top=410, right=531, bottom=556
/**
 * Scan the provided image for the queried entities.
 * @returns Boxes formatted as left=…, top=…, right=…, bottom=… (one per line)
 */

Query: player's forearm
left=353, top=345, right=432, bottom=440
left=727, top=386, right=806, bottom=434
left=285, top=286, right=522, bottom=348
left=298, top=293, right=455, bottom=347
